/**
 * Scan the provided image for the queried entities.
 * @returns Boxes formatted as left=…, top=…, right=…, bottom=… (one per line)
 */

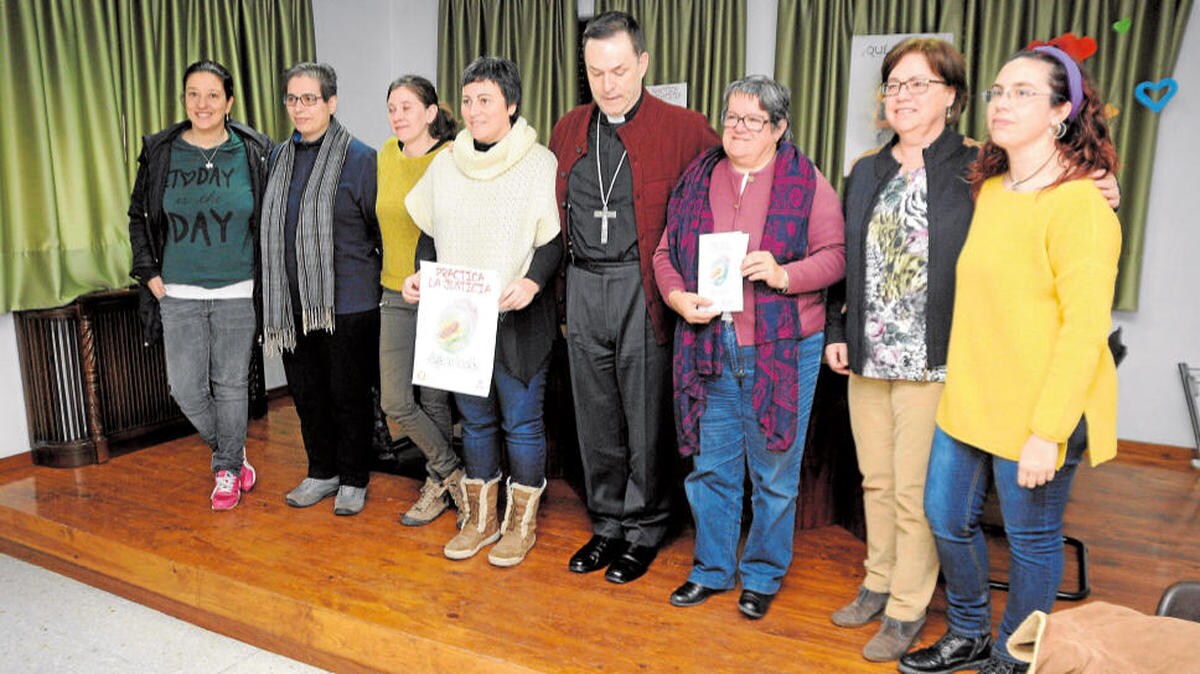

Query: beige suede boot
left=443, top=475, right=500, bottom=560
left=488, top=479, right=545, bottom=567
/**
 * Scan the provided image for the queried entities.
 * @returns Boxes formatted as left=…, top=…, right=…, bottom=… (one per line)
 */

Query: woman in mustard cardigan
left=899, top=47, right=1120, bottom=674
left=377, top=76, right=464, bottom=527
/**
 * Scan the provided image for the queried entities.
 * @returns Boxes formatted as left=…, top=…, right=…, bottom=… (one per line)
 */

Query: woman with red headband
left=899, top=44, right=1120, bottom=674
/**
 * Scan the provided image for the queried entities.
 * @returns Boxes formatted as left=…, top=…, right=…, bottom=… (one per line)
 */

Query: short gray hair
left=284, top=62, right=337, bottom=100
left=721, top=75, right=792, bottom=141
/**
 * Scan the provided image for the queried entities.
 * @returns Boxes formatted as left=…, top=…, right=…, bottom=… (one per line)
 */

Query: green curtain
left=595, top=0, right=746, bottom=129
left=0, top=0, right=314, bottom=313
left=438, top=0, right=578, bottom=144
left=774, top=0, right=1194, bottom=310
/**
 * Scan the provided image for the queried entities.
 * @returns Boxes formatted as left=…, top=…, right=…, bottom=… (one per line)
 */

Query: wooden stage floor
left=1, top=400, right=1198, bottom=673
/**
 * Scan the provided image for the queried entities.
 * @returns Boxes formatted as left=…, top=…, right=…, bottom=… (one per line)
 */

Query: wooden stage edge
left=0, top=417, right=1197, bottom=673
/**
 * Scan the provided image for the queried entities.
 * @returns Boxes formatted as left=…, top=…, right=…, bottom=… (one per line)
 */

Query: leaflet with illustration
left=697, top=231, right=749, bottom=313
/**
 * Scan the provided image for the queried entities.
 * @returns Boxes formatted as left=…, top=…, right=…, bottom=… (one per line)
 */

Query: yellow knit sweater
left=376, top=139, right=446, bottom=291
left=937, top=177, right=1121, bottom=467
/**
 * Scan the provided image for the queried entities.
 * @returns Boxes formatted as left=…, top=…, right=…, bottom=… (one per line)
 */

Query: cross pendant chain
left=595, top=118, right=627, bottom=248
left=593, top=208, right=616, bottom=244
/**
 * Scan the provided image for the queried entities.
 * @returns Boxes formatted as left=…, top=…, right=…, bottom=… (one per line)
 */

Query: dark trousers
left=281, top=308, right=380, bottom=488
left=566, top=262, right=673, bottom=547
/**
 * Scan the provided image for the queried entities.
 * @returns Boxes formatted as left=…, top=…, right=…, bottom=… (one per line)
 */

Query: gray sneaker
left=333, top=485, right=367, bottom=516
left=863, top=614, right=926, bottom=662
left=831, top=586, right=889, bottom=627
left=401, top=476, right=450, bottom=526
left=285, top=476, right=340, bottom=508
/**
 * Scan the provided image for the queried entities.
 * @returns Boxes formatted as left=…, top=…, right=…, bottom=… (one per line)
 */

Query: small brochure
left=697, top=231, right=749, bottom=313
left=412, top=262, right=501, bottom=397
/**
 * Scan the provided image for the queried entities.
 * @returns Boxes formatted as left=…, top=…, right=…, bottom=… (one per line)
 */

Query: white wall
left=0, top=1, right=1195, bottom=458
left=1110, top=1, right=1200, bottom=448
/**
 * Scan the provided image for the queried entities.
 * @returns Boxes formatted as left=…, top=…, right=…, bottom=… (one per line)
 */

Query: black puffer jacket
left=825, top=127, right=977, bottom=374
left=127, top=120, right=272, bottom=344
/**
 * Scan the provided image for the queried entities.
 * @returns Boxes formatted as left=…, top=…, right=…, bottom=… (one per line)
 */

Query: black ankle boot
left=897, top=631, right=992, bottom=674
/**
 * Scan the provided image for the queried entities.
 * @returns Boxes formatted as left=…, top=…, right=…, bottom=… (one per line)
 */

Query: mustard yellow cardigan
left=937, top=177, right=1121, bottom=467
left=376, top=139, right=446, bottom=291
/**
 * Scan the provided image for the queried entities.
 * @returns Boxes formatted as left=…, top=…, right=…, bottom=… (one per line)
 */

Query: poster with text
left=412, top=262, right=501, bottom=397
left=843, top=32, right=955, bottom=176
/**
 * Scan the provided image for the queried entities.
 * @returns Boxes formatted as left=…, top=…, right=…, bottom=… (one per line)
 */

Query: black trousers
left=281, top=308, right=380, bottom=488
left=566, top=262, right=674, bottom=547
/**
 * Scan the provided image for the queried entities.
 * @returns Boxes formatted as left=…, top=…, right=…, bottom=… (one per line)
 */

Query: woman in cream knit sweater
left=403, top=56, right=561, bottom=568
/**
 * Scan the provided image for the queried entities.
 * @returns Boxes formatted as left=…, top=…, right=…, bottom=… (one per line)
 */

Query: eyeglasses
left=982, top=87, right=1054, bottom=104
left=722, top=113, right=771, bottom=132
left=880, top=78, right=946, bottom=97
left=283, top=93, right=323, bottom=108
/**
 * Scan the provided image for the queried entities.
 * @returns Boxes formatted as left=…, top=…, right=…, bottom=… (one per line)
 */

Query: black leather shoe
left=897, top=631, right=993, bottom=674
left=737, top=589, right=775, bottom=619
left=604, top=545, right=657, bottom=584
left=569, top=535, right=628, bottom=574
left=669, top=581, right=726, bottom=607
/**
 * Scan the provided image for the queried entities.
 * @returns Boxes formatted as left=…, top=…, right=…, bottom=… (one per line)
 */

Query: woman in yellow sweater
left=377, top=76, right=464, bottom=526
left=899, top=47, right=1119, bottom=674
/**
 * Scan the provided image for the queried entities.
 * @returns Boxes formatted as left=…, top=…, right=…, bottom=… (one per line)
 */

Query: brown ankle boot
left=443, top=475, right=500, bottom=560
left=488, top=479, right=545, bottom=567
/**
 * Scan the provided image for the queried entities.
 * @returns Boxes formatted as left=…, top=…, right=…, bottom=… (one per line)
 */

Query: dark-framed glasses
left=283, top=93, right=323, bottom=108
left=723, top=113, right=770, bottom=132
left=880, top=78, right=946, bottom=97
left=981, top=86, right=1054, bottom=104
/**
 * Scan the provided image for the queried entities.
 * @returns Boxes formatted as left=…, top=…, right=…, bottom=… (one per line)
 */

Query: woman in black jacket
left=127, top=59, right=271, bottom=511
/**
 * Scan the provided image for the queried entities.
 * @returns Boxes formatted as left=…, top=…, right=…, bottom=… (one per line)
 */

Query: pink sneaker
left=240, top=457, right=256, bottom=492
left=211, top=470, right=241, bottom=510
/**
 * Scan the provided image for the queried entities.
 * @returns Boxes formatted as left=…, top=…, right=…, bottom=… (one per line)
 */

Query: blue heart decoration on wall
left=1134, top=78, right=1179, bottom=113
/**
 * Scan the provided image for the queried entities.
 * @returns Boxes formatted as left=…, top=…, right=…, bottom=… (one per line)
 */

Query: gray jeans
left=159, top=296, right=255, bottom=474
left=379, top=289, right=457, bottom=479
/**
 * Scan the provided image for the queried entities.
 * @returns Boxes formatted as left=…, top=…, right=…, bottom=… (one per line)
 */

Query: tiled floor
left=0, top=554, right=327, bottom=673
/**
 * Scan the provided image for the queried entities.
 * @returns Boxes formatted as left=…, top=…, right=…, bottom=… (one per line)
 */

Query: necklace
left=1008, top=150, right=1057, bottom=190
left=189, top=130, right=228, bottom=170
left=593, top=117, right=628, bottom=246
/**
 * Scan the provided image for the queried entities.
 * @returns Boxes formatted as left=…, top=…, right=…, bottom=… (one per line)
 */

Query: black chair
left=1156, top=581, right=1200, bottom=622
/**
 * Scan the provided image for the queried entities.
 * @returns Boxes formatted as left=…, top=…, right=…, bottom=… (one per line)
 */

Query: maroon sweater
left=549, top=91, right=720, bottom=345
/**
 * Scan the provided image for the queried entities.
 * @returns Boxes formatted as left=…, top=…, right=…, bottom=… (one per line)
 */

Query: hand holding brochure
left=697, top=232, right=749, bottom=313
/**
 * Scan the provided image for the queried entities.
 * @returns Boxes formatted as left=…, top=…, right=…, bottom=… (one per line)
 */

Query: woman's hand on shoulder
left=741, top=251, right=788, bottom=291
left=401, top=273, right=421, bottom=304
left=667, top=290, right=719, bottom=325
left=1090, top=169, right=1121, bottom=210
left=1016, top=433, right=1059, bottom=489
left=824, top=343, right=850, bottom=375
left=499, top=278, right=539, bottom=312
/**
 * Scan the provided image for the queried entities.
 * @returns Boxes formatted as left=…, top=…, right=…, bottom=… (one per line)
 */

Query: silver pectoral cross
left=593, top=207, right=615, bottom=245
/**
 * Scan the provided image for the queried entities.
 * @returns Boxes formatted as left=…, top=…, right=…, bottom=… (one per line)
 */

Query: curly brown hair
left=968, top=50, right=1118, bottom=197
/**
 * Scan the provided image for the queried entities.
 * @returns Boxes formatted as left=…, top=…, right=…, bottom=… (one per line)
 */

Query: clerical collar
left=473, top=139, right=497, bottom=152
left=598, top=93, right=644, bottom=126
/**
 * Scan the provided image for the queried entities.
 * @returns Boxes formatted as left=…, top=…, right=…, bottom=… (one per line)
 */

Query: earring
left=1052, top=120, right=1067, bottom=139
left=945, top=106, right=952, bottom=122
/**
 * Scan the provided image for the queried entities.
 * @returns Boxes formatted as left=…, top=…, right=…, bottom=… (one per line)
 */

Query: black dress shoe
left=897, top=631, right=993, bottom=674
left=670, top=581, right=726, bottom=607
left=604, top=545, right=657, bottom=584
left=569, top=535, right=627, bottom=574
left=737, top=589, right=775, bottom=619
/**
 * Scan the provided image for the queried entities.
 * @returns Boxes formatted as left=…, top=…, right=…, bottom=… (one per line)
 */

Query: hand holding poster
left=412, top=262, right=501, bottom=397
left=697, top=231, right=750, bottom=313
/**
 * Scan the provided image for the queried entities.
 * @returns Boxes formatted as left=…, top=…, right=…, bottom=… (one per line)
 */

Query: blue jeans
left=159, top=296, right=255, bottom=474
left=925, top=426, right=1085, bottom=662
left=454, top=362, right=548, bottom=487
left=686, top=328, right=823, bottom=595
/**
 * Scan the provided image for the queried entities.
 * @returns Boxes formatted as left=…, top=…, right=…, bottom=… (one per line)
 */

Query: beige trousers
left=848, top=374, right=943, bottom=622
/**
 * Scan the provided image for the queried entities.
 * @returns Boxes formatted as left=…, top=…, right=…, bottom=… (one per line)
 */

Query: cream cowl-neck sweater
left=405, top=117, right=560, bottom=286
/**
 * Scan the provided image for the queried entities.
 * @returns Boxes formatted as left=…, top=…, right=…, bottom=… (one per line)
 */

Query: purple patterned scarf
left=666, top=142, right=817, bottom=456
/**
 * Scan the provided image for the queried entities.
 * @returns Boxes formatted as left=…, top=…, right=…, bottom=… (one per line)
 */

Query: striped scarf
left=260, top=117, right=351, bottom=355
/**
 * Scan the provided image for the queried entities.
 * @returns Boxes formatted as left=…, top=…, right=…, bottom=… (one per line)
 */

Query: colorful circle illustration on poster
left=709, top=255, right=731, bottom=286
left=436, top=299, right=477, bottom=353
